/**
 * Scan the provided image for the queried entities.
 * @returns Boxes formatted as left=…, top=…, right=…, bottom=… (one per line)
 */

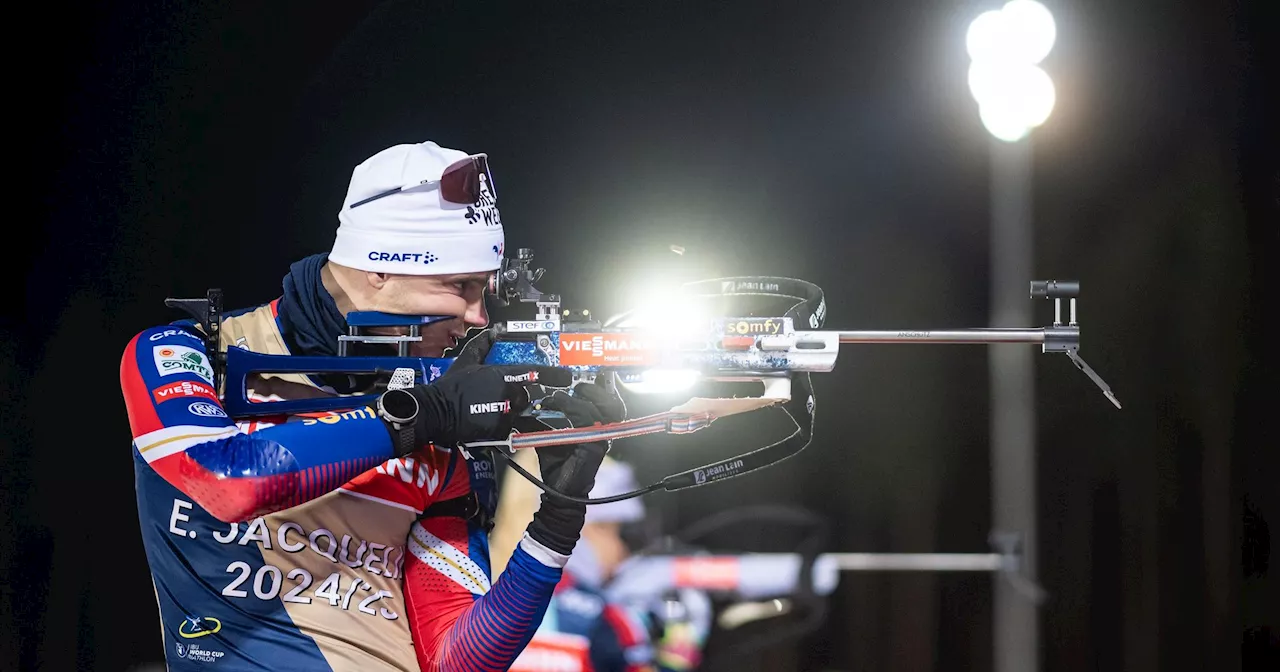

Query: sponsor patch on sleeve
left=153, top=345, right=215, bottom=384
left=186, top=401, right=228, bottom=419
left=152, top=380, right=219, bottom=404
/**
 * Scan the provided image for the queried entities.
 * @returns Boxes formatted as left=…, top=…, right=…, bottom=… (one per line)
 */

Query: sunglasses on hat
left=348, top=153, right=496, bottom=209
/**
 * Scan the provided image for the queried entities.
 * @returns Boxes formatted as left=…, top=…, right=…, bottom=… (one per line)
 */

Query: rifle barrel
left=836, top=328, right=1045, bottom=344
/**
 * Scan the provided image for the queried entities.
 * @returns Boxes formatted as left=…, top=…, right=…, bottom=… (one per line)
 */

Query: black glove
left=524, top=380, right=627, bottom=554
left=530, top=382, right=626, bottom=496
left=445, top=328, right=497, bottom=367
left=376, top=328, right=573, bottom=453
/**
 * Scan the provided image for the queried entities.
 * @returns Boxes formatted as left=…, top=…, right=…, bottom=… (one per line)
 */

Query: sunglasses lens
left=439, top=155, right=495, bottom=205
left=480, top=158, right=496, bottom=201
left=440, top=157, right=477, bottom=204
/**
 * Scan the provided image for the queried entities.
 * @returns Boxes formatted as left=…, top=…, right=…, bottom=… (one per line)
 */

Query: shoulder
left=217, top=300, right=285, bottom=353
left=126, top=324, right=208, bottom=350
left=121, top=324, right=212, bottom=373
left=122, top=296, right=280, bottom=359
left=120, top=324, right=218, bottom=389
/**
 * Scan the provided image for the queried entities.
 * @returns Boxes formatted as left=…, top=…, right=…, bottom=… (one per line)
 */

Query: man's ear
left=365, top=271, right=391, bottom=290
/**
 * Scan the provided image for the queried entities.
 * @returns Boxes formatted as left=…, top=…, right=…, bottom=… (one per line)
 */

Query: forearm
left=170, top=415, right=396, bottom=521
left=434, top=537, right=564, bottom=671
left=405, top=429, right=607, bottom=670
left=122, top=326, right=400, bottom=522
left=405, top=518, right=567, bottom=672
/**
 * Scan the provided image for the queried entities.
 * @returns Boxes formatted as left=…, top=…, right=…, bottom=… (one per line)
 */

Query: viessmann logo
left=558, top=334, right=659, bottom=366
left=153, top=380, right=218, bottom=404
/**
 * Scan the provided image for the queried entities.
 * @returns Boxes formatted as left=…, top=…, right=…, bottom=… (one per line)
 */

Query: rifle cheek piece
left=164, top=290, right=459, bottom=418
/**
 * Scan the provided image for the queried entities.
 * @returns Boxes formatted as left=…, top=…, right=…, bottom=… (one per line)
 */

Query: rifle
left=166, top=247, right=1120, bottom=504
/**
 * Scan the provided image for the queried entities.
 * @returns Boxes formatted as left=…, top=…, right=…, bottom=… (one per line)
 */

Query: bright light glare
left=966, top=1, right=1057, bottom=141
left=978, top=102, right=1030, bottom=143
left=967, top=61, right=1004, bottom=105
left=1001, top=0, right=1056, bottom=64
left=618, top=368, right=701, bottom=395
left=613, top=283, right=709, bottom=336
left=1013, top=64, right=1055, bottom=126
left=970, top=62, right=1056, bottom=140
left=967, top=2, right=1056, bottom=65
left=965, top=10, right=1008, bottom=63
left=611, top=282, right=710, bottom=394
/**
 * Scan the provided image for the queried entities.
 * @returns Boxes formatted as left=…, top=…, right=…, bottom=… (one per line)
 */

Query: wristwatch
left=377, top=388, right=420, bottom=456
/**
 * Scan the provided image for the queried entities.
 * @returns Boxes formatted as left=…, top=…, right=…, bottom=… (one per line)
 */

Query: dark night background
left=3, top=1, right=1276, bottom=670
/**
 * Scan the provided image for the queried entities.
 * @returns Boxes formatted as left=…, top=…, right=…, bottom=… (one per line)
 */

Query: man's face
left=359, top=272, right=492, bottom=357
left=582, top=521, right=631, bottom=581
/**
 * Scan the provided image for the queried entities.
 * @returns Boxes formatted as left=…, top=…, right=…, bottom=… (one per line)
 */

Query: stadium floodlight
left=966, top=1, right=1057, bottom=142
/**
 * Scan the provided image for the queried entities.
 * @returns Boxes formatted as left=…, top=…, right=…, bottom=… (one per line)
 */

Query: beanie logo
left=464, top=174, right=501, bottom=227
left=367, top=251, right=439, bottom=265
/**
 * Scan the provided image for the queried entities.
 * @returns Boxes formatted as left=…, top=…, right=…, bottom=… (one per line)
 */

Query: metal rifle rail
left=837, top=328, right=1045, bottom=343
left=829, top=278, right=1119, bottom=408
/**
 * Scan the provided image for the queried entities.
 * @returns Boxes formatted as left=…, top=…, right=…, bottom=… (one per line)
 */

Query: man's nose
left=463, top=296, right=488, bottom=328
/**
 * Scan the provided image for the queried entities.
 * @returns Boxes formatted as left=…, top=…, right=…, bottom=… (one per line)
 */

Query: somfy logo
left=469, top=401, right=511, bottom=414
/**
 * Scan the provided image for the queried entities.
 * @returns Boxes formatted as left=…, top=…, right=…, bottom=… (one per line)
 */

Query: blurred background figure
left=492, top=451, right=712, bottom=671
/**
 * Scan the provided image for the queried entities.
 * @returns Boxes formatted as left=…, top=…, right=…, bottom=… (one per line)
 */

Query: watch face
left=381, top=389, right=418, bottom=422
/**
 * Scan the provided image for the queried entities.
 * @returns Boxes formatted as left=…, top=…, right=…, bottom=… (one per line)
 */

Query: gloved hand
left=445, top=328, right=497, bottom=367
left=531, top=382, right=626, bottom=496
left=402, top=363, right=571, bottom=447
left=378, top=327, right=573, bottom=453
left=523, top=380, right=627, bottom=554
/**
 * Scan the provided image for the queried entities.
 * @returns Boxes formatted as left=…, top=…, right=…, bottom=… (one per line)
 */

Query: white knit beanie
left=329, top=140, right=505, bottom=275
